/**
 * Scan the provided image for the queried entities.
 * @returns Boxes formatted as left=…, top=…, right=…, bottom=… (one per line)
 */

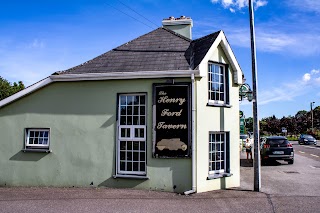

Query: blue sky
left=1, top=0, right=319, bottom=119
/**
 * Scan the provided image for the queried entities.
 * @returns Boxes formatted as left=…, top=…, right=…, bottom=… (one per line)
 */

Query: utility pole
left=311, top=102, right=315, bottom=132
left=248, top=0, right=261, bottom=192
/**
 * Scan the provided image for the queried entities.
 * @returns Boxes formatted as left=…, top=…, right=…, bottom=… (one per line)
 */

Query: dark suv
left=260, top=136, right=294, bottom=165
left=298, top=134, right=317, bottom=145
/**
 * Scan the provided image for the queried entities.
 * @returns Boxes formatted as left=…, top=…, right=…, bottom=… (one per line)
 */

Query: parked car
left=260, top=136, right=294, bottom=165
left=298, top=134, right=317, bottom=145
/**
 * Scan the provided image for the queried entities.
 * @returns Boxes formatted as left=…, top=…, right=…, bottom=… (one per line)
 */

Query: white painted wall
left=195, top=45, right=241, bottom=193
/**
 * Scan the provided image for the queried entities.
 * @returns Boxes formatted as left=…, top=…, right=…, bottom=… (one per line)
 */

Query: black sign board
left=153, top=84, right=191, bottom=158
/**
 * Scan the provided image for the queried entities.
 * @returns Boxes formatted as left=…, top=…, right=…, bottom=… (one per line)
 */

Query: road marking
left=299, top=151, right=305, bottom=154
left=305, top=146, right=315, bottom=149
left=310, top=154, right=319, bottom=158
left=301, top=145, right=320, bottom=150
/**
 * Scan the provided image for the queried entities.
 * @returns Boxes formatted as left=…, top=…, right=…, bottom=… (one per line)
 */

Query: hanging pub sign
left=153, top=83, right=191, bottom=158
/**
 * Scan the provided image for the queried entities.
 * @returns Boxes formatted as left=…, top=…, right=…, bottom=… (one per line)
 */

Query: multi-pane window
left=25, top=128, right=50, bottom=150
left=209, top=132, right=227, bottom=174
left=118, top=94, right=146, bottom=175
left=208, top=63, right=226, bottom=104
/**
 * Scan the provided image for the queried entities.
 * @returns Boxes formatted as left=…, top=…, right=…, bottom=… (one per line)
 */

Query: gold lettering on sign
left=157, top=96, right=186, bottom=106
left=157, top=122, right=187, bottom=129
left=159, top=91, right=167, bottom=95
left=161, top=109, right=183, bottom=116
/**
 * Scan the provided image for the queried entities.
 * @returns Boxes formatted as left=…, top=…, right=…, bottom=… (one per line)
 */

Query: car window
left=240, top=135, right=248, bottom=139
left=267, top=139, right=289, bottom=145
left=305, top=135, right=314, bottom=139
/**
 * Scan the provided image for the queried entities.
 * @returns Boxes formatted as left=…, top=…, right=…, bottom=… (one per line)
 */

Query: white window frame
left=117, top=94, right=147, bottom=176
left=119, top=125, right=146, bottom=141
left=25, top=128, right=50, bottom=149
left=208, top=63, right=226, bottom=105
left=209, top=132, right=227, bottom=175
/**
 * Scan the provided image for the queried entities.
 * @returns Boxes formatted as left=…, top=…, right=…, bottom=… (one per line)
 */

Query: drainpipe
left=184, top=73, right=196, bottom=195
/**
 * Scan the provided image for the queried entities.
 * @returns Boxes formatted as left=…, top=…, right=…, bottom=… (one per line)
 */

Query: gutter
left=50, top=70, right=200, bottom=81
left=184, top=73, right=196, bottom=195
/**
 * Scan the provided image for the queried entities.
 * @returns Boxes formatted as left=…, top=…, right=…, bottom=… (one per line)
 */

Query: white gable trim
left=198, top=31, right=243, bottom=84
left=0, top=77, right=53, bottom=108
left=0, top=70, right=200, bottom=108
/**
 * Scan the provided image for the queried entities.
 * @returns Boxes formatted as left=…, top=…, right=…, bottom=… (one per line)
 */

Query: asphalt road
left=290, top=140, right=320, bottom=162
left=0, top=148, right=320, bottom=213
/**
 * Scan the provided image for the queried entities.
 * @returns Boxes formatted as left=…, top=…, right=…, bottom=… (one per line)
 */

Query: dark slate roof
left=55, top=27, right=221, bottom=75
left=192, top=31, right=220, bottom=69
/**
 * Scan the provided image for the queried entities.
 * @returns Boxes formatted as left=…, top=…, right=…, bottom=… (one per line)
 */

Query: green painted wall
left=0, top=79, right=191, bottom=193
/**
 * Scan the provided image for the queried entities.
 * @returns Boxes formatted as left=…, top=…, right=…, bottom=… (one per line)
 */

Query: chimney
left=162, top=16, right=193, bottom=39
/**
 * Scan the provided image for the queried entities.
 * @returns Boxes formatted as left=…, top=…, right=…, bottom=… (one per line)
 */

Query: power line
left=106, top=2, right=156, bottom=30
left=117, top=0, right=159, bottom=28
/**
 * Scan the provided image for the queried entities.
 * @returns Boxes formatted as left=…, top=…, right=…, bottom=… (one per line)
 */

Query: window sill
left=113, top=174, right=149, bottom=180
left=22, top=149, right=52, bottom=153
left=207, top=103, right=232, bottom=108
left=207, top=173, right=233, bottom=180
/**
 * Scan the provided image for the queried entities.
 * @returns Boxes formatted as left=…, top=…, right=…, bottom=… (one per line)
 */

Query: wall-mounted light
left=239, top=83, right=253, bottom=102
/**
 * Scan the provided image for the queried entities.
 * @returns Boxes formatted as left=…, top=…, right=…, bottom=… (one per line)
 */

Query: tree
left=295, top=110, right=309, bottom=134
left=0, top=76, right=25, bottom=101
left=260, top=115, right=280, bottom=135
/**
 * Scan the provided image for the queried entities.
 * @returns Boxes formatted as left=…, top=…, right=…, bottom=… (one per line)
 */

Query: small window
left=208, top=62, right=229, bottom=105
left=208, top=131, right=231, bottom=179
left=24, top=128, right=50, bottom=151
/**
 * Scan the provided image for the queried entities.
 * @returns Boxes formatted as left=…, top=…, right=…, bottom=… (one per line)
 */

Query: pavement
left=0, top=152, right=319, bottom=213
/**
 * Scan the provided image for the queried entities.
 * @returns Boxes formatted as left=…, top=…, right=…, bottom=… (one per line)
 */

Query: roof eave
left=51, top=70, right=199, bottom=81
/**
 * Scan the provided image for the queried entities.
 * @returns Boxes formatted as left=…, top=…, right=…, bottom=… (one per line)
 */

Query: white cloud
left=196, top=16, right=320, bottom=56
left=289, top=0, right=320, bottom=13
left=303, top=73, right=311, bottom=82
left=242, top=69, right=320, bottom=106
left=224, top=25, right=320, bottom=55
left=210, top=0, right=268, bottom=11
left=255, top=0, right=268, bottom=9
left=302, top=69, right=320, bottom=83
left=226, top=27, right=298, bottom=53
left=257, top=31, right=296, bottom=52
left=222, top=0, right=235, bottom=8
left=311, top=69, right=320, bottom=74
left=29, top=39, right=45, bottom=49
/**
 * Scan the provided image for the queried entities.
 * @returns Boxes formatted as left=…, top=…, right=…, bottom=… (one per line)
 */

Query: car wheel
left=288, top=159, right=294, bottom=164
